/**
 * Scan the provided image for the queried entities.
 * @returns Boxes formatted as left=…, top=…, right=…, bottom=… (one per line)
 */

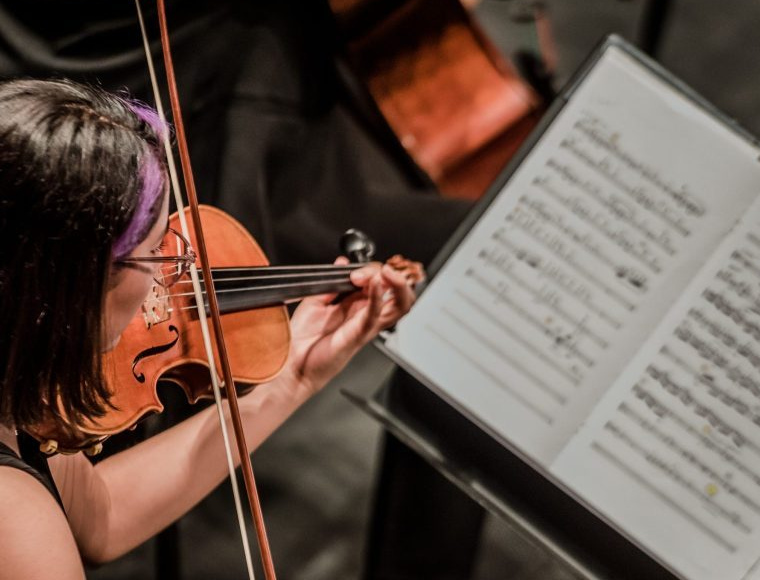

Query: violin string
left=135, top=3, right=257, bottom=579
left=205, top=264, right=364, bottom=272
left=169, top=277, right=354, bottom=300
left=180, top=273, right=348, bottom=285
left=173, top=266, right=360, bottom=286
left=174, top=270, right=353, bottom=288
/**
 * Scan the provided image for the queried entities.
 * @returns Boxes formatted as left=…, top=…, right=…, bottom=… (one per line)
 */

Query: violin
left=27, top=205, right=423, bottom=455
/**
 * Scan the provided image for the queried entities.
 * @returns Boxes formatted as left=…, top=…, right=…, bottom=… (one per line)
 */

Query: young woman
left=0, top=78, right=417, bottom=579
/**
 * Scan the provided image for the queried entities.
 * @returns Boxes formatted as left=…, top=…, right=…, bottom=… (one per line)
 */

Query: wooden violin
left=28, top=205, right=423, bottom=455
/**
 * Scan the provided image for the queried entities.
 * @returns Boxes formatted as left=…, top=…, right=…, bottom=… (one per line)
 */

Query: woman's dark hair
left=0, top=79, right=168, bottom=435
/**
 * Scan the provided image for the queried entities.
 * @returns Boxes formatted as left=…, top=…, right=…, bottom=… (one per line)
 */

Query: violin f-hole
left=131, top=325, right=180, bottom=383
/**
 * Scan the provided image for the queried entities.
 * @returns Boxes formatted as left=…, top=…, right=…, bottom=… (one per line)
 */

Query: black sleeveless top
left=0, top=431, right=64, bottom=511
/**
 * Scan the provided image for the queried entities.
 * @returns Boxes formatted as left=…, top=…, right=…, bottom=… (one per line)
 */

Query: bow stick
left=135, top=1, right=277, bottom=578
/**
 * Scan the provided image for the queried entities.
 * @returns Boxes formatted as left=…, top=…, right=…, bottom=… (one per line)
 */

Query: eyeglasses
left=115, top=227, right=197, bottom=288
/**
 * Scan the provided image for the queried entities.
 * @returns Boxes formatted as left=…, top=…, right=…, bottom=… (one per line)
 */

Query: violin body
left=30, top=206, right=291, bottom=453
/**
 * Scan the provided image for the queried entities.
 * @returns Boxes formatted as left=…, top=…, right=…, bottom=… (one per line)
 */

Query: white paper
left=386, top=46, right=760, bottom=468
left=742, top=558, right=760, bottom=580
left=554, top=198, right=760, bottom=579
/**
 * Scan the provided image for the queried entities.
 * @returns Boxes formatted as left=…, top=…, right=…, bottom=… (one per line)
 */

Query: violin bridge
left=142, top=283, right=171, bottom=328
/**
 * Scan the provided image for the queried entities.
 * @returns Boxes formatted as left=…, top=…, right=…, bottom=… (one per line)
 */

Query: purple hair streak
left=111, top=102, right=169, bottom=260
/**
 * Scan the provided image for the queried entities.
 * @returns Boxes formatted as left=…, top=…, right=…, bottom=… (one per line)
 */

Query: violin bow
left=135, top=1, right=276, bottom=578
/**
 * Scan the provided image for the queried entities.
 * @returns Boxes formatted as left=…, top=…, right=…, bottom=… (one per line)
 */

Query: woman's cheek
left=103, top=270, right=155, bottom=350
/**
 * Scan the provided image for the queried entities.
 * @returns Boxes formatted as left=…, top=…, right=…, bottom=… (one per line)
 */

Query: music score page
left=553, top=198, right=760, bottom=579
left=384, top=44, right=760, bottom=579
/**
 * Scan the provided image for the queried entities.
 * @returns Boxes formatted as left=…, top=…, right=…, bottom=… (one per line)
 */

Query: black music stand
left=345, top=352, right=678, bottom=580
left=639, top=0, right=674, bottom=57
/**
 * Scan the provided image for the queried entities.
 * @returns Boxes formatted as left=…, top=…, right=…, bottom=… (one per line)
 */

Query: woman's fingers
left=318, top=255, right=420, bottom=336
left=312, top=257, right=375, bottom=305
left=354, top=265, right=416, bottom=333
left=361, top=274, right=386, bottom=334
left=381, top=263, right=414, bottom=314
left=349, top=261, right=381, bottom=289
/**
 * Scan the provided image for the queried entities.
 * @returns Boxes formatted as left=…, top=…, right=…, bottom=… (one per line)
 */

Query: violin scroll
left=340, top=228, right=376, bottom=263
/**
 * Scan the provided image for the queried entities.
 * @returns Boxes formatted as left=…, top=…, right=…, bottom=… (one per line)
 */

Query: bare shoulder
left=0, top=465, right=85, bottom=580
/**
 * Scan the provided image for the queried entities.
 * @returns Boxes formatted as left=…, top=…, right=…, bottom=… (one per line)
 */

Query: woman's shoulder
left=0, top=465, right=85, bottom=580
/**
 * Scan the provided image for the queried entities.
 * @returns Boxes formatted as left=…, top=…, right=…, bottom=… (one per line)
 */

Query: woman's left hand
left=280, top=257, right=422, bottom=395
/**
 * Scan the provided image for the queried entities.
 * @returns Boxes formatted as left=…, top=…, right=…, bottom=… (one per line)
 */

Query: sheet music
left=554, top=198, right=760, bottom=579
left=385, top=45, right=760, bottom=465
left=743, top=557, right=760, bottom=580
